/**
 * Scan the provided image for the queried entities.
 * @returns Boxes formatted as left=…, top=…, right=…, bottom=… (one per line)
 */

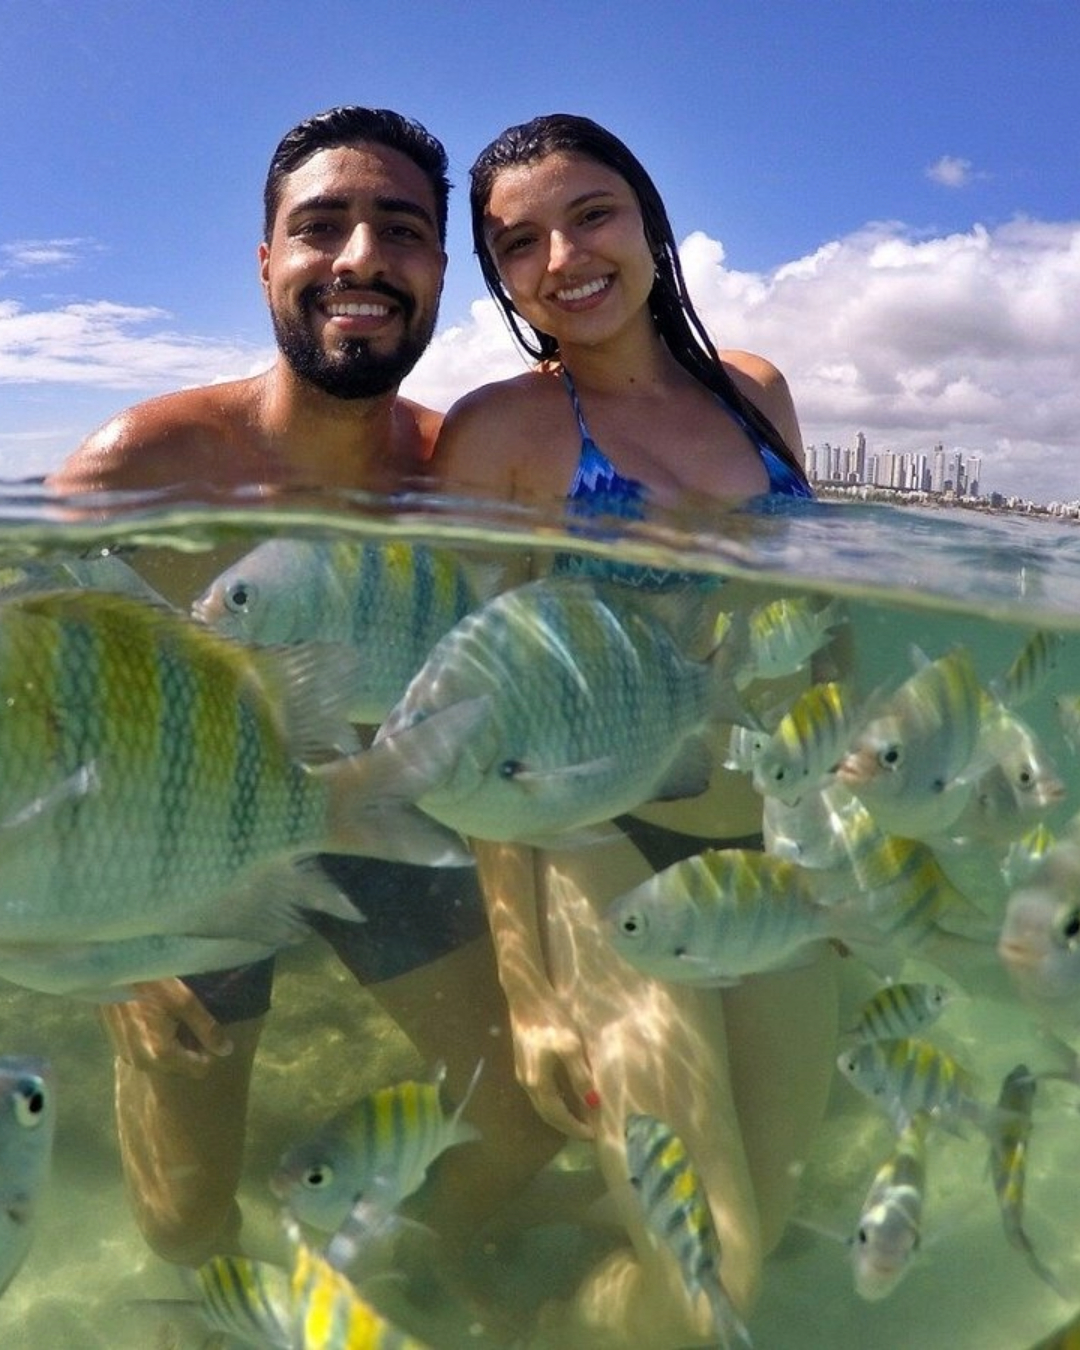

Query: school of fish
left=6, top=538, right=1080, bottom=1343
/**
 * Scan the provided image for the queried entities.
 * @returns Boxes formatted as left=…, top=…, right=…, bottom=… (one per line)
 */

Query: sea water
left=0, top=482, right=1079, bottom=1348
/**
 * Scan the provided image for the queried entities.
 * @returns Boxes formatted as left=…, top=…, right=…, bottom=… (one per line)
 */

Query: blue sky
left=2, top=0, right=1078, bottom=500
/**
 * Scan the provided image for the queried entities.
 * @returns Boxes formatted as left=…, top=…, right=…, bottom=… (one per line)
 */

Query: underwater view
left=2, top=483, right=1080, bottom=1349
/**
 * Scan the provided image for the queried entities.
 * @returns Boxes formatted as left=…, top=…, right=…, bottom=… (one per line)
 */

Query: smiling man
left=50, top=108, right=563, bottom=1289
left=57, top=106, right=447, bottom=496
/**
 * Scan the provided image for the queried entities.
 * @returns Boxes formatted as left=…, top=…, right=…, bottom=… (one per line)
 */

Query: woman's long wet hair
left=470, top=113, right=809, bottom=486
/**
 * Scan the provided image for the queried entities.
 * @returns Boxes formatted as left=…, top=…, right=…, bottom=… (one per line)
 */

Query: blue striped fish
left=0, top=589, right=472, bottom=997
left=0, top=1057, right=54, bottom=1298
left=273, top=1060, right=483, bottom=1232
left=194, top=540, right=498, bottom=722
left=624, top=1113, right=751, bottom=1348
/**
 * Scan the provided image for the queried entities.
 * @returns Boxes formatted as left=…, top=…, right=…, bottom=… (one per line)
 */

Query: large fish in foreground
left=194, top=539, right=499, bottom=722
left=376, top=577, right=755, bottom=844
left=0, top=590, right=472, bottom=996
left=0, top=1057, right=54, bottom=1298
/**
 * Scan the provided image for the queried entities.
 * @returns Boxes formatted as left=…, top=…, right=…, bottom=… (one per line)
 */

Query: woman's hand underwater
left=507, top=983, right=599, bottom=1141
left=98, top=977, right=234, bottom=1077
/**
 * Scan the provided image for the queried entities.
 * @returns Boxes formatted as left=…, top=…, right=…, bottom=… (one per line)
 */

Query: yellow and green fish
left=272, top=1061, right=483, bottom=1232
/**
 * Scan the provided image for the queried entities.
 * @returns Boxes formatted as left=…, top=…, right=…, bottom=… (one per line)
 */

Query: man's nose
left=332, top=222, right=384, bottom=277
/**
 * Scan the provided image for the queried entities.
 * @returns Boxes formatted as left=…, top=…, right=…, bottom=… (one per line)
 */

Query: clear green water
left=1, top=485, right=1079, bottom=1348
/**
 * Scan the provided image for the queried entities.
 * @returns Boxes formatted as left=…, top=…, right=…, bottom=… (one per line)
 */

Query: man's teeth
left=556, top=278, right=609, bottom=302
left=326, top=302, right=390, bottom=316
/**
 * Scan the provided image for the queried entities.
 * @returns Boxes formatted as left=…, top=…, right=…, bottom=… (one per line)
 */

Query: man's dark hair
left=264, top=106, right=450, bottom=244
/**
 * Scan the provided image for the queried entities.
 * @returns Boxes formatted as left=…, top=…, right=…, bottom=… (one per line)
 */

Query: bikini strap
left=561, top=368, right=591, bottom=440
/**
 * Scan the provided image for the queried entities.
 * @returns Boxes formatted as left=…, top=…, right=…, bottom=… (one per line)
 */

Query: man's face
left=260, top=142, right=446, bottom=399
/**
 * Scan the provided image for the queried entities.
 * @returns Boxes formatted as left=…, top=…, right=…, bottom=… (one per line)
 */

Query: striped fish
left=624, top=1113, right=751, bottom=1348
left=751, top=681, right=859, bottom=805
left=376, top=577, right=756, bottom=845
left=988, top=1063, right=1066, bottom=1297
left=992, top=630, right=1065, bottom=709
left=272, top=1061, right=483, bottom=1232
left=604, top=847, right=869, bottom=986
left=290, top=1230, right=431, bottom=1349
left=837, top=646, right=985, bottom=839
left=836, top=1037, right=987, bottom=1136
left=0, top=1057, right=54, bottom=1298
left=195, top=1253, right=292, bottom=1347
left=736, top=594, right=846, bottom=688
left=848, top=982, right=956, bottom=1043
left=851, top=1112, right=929, bottom=1300
left=0, top=589, right=472, bottom=997
left=194, top=540, right=498, bottom=722
left=194, top=1218, right=431, bottom=1348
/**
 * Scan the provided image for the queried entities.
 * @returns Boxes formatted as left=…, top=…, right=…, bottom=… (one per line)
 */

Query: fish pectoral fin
left=324, top=798, right=474, bottom=867
left=0, top=762, right=101, bottom=833
left=507, top=757, right=616, bottom=785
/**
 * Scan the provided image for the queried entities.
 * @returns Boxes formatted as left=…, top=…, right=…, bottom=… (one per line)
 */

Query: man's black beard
left=272, top=287, right=433, bottom=400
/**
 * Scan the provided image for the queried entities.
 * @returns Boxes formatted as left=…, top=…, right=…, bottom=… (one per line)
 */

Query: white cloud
left=0, top=298, right=266, bottom=389
left=926, top=155, right=977, bottom=188
left=0, top=237, right=101, bottom=276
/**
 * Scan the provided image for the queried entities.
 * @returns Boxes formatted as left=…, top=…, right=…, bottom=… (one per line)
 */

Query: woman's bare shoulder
left=432, top=372, right=568, bottom=496
left=719, top=349, right=804, bottom=456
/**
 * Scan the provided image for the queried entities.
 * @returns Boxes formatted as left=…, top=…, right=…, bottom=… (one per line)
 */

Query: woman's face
left=481, top=150, right=656, bottom=350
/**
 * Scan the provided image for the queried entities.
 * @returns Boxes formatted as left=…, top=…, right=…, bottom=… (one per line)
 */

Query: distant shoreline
left=812, top=482, right=1079, bottom=523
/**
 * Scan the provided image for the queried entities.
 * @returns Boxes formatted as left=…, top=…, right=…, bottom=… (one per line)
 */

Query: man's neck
left=254, top=360, right=414, bottom=488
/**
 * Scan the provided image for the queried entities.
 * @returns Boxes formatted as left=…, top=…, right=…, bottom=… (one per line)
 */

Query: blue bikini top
left=555, top=369, right=812, bottom=587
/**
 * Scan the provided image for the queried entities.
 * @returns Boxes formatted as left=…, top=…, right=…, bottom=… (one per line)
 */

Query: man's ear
left=258, top=241, right=271, bottom=298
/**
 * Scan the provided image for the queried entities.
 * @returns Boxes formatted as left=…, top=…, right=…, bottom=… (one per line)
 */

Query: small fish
left=851, top=1112, right=929, bottom=1300
left=736, top=594, right=846, bottom=688
left=836, top=1037, right=986, bottom=1136
left=0, top=1056, right=54, bottom=1297
left=624, top=1113, right=751, bottom=1348
left=0, top=590, right=475, bottom=996
left=604, top=847, right=871, bottom=986
left=194, top=540, right=498, bottom=723
left=194, top=1253, right=292, bottom=1347
left=272, top=1061, right=483, bottom=1232
left=724, top=723, right=769, bottom=775
left=944, top=700, right=1066, bottom=845
left=762, top=782, right=873, bottom=871
left=0, top=550, right=166, bottom=604
left=998, top=837, right=1080, bottom=1002
left=289, top=1222, right=431, bottom=1349
left=988, top=1064, right=1066, bottom=1298
left=194, top=1203, right=431, bottom=1348
left=376, top=577, right=756, bottom=844
left=847, top=982, right=956, bottom=1043
left=992, top=630, right=1066, bottom=709
left=751, top=681, right=858, bottom=805
left=837, top=646, right=985, bottom=839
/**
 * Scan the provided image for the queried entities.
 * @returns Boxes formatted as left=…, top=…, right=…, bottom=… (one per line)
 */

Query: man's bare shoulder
left=50, top=378, right=265, bottom=493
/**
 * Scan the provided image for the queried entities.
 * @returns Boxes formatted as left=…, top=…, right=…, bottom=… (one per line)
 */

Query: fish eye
left=499, top=759, right=524, bottom=780
left=225, top=580, right=256, bottom=614
left=1016, top=767, right=1034, bottom=789
left=856, top=1226, right=869, bottom=1247
left=620, top=914, right=644, bottom=938
left=12, top=1077, right=47, bottom=1128
left=1059, top=907, right=1080, bottom=947
left=302, top=1163, right=333, bottom=1190
left=878, top=744, right=903, bottom=770
left=771, top=765, right=786, bottom=783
